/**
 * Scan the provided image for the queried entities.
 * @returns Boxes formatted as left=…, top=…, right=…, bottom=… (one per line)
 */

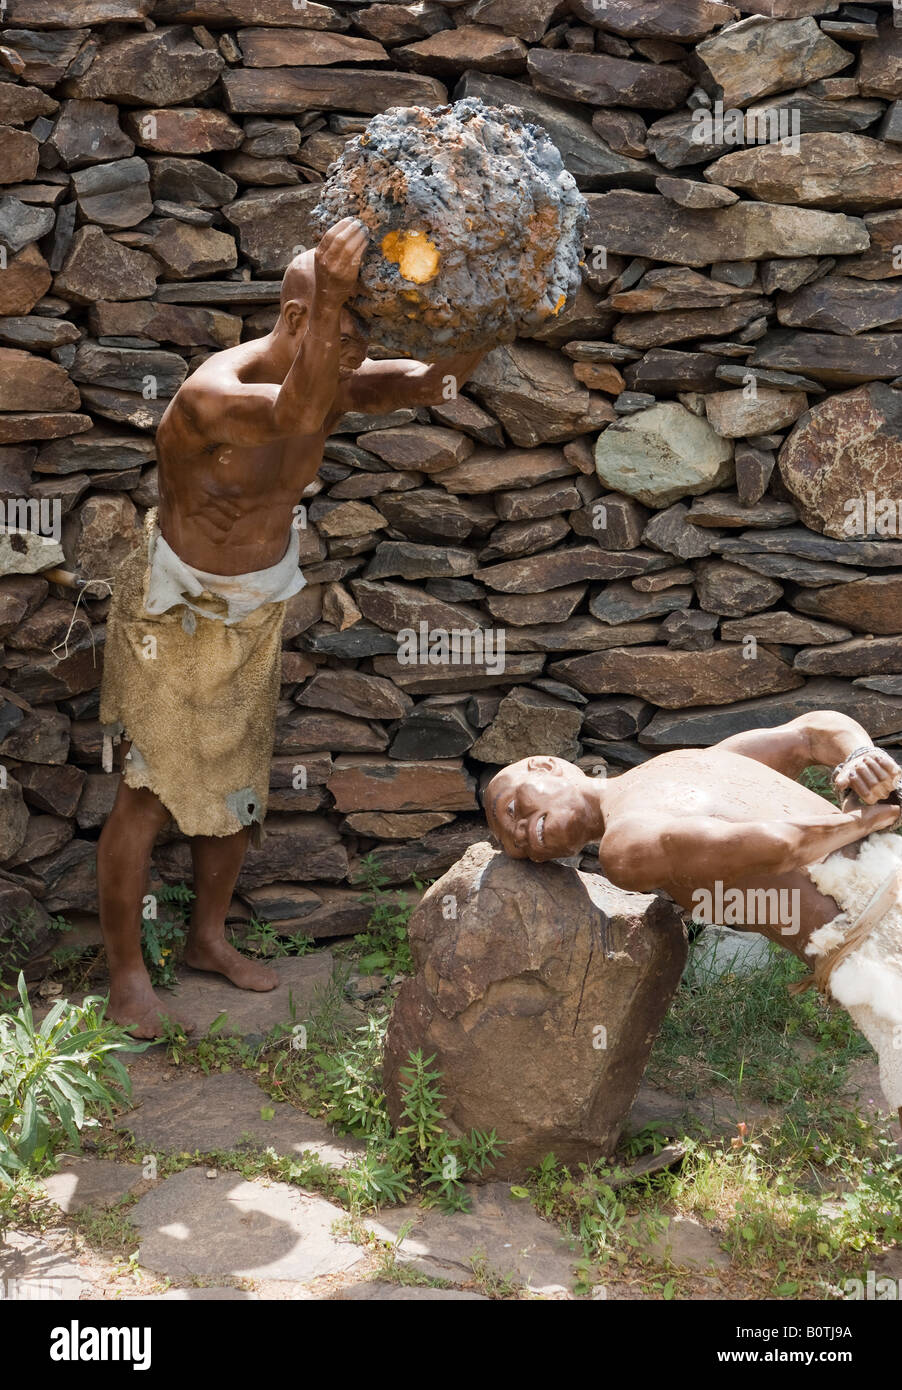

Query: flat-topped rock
left=384, top=841, right=687, bottom=1178
left=339, top=1282, right=488, bottom=1301
left=155, top=951, right=335, bottom=1038
left=585, top=191, right=868, bottom=267
left=41, top=1156, right=146, bottom=1213
left=0, top=1231, right=89, bottom=1300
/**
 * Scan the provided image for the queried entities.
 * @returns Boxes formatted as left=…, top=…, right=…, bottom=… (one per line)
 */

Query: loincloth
left=99, top=509, right=304, bottom=846
left=803, top=832, right=902, bottom=1107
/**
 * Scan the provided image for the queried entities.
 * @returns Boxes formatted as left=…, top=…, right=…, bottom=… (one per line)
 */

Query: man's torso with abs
left=602, top=748, right=856, bottom=954
left=154, top=347, right=340, bottom=576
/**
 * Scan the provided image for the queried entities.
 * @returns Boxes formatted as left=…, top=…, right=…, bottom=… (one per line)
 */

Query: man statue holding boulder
left=94, top=96, right=588, bottom=1038
left=485, top=714, right=902, bottom=1127
left=97, top=217, right=485, bottom=1038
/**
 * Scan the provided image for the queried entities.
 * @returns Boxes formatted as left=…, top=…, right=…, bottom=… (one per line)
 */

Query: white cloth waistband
left=144, top=519, right=306, bottom=628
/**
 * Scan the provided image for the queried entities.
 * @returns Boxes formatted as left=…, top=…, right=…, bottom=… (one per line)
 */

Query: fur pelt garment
left=99, top=510, right=293, bottom=846
left=806, top=832, right=902, bottom=1108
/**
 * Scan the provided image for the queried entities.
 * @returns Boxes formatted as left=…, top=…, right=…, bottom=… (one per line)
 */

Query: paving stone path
left=9, top=955, right=898, bottom=1301
left=6, top=957, right=588, bottom=1301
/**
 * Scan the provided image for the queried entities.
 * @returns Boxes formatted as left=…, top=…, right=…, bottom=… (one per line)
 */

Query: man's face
left=339, top=307, right=367, bottom=378
left=282, top=295, right=367, bottom=378
left=486, top=757, right=595, bottom=863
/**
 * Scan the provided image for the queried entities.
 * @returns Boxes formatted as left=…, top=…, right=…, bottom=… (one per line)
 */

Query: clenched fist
left=835, top=746, right=902, bottom=807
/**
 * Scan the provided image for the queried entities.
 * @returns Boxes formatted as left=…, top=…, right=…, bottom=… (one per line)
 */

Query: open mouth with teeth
left=533, top=813, right=547, bottom=853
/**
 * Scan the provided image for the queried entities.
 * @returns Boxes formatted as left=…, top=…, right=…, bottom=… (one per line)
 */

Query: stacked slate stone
left=1, top=0, right=902, bottom=966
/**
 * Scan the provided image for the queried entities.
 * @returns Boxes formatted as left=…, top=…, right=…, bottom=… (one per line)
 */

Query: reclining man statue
left=97, top=217, right=487, bottom=1038
left=484, top=711, right=902, bottom=1128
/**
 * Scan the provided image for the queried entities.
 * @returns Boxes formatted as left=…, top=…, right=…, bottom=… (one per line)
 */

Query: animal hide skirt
left=805, top=832, right=902, bottom=1108
left=99, top=515, right=291, bottom=846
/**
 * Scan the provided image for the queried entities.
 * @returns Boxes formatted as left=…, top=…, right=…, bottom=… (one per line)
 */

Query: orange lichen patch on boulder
left=381, top=228, right=440, bottom=284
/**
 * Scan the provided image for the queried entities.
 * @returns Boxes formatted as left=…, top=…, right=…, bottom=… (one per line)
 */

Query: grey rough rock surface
left=594, top=402, right=734, bottom=508
left=0, top=1231, right=89, bottom=1300
left=623, top=1212, right=731, bottom=1270
left=313, top=98, right=587, bottom=357
left=384, top=842, right=687, bottom=1178
left=338, top=1282, right=488, bottom=1301
left=41, top=1156, right=145, bottom=1213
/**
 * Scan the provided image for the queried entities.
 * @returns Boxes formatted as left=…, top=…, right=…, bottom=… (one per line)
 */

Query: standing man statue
left=98, top=217, right=486, bottom=1037
left=484, top=713, right=902, bottom=1128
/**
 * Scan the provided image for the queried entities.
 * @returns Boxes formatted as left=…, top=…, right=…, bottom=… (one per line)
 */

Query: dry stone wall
left=1, top=0, right=902, bottom=960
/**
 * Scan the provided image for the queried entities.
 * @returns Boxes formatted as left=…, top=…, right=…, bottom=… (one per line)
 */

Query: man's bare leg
left=183, top=830, right=278, bottom=991
left=97, top=774, right=195, bottom=1039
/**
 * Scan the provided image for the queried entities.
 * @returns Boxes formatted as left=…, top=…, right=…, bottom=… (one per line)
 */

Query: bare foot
left=184, top=938, right=279, bottom=992
left=109, top=977, right=196, bottom=1040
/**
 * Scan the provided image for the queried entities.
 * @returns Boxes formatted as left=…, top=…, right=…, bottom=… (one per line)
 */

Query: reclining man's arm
left=717, top=710, right=901, bottom=805
left=602, top=801, right=902, bottom=893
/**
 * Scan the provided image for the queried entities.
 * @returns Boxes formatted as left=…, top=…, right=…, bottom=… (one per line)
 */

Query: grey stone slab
left=337, top=1282, right=488, bottom=1300
left=41, top=1156, right=145, bottom=1214
left=119, top=1064, right=361, bottom=1168
left=127, top=1286, right=259, bottom=1300
left=158, top=951, right=336, bottom=1039
left=0, top=1231, right=89, bottom=1300
left=131, top=1167, right=365, bottom=1281
left=34, top=952, right=341, bottom=1051
left=627, top=1083, right=779, bottom=1140
left=872, top=1248, right=902, bottom=1280
left=689, top=927, right=773, bottom=978
left=624, top=1213, right=731, bottom=1271
left=368, top=1182, right=579, bottom=1295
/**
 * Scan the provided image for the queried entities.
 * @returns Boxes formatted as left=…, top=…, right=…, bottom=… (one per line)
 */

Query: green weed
left=352, top=854, right=418, bottom=976
left=0, top=974, right=143, bottom=1183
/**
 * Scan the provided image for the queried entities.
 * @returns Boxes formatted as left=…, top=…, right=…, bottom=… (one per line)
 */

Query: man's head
left=484, top=755, right=602, bottom=863
left=279, top=249, right=368, bottom=378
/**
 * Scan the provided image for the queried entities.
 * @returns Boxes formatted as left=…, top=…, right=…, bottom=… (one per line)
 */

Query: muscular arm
left=602, top=800, right=902, bottom=894
left=717, top=711, right=901, bottom=803
left=177, top=299, right=344, bottom=447
left=336, top=349, right=486, bottom=415
left=176, top=219, right=368, bottom=447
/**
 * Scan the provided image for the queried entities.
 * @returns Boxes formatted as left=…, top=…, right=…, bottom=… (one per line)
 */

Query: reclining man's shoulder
left=600, top=812, right=673, bottom=891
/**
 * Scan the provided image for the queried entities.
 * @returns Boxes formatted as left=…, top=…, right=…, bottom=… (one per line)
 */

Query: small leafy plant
left=313, top=1016, right=503, bottom=1212
left=393, top=1050, right=502, bottom=1211
left=0, top=907, right=53, bottom=998
left=0, top=974, right=141, bottom=1183
left=168, top=1012, right=257, bottom=1077
left=142, top=882, right=194, bottom=988
left=317, top=1012, right=391, bottom=1140
left=239, top=916, right=314, bottom=960
left=353, top=854, right=418, bottom=976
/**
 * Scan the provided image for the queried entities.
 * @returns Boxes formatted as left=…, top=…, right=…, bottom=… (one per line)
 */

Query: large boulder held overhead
left=312, top=97, right=587, bottom=357
left=383, top=842, right=687, bottom=1179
